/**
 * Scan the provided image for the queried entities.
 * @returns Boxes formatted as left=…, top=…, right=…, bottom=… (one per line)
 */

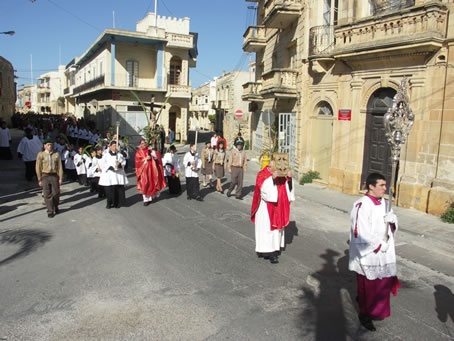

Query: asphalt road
left=0, top=146, right=454, bottom=340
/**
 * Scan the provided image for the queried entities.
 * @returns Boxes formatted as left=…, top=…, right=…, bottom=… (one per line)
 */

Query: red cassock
left=135, top=148, right=166, bottom=196
left=250, top=166, right=291, bottom=231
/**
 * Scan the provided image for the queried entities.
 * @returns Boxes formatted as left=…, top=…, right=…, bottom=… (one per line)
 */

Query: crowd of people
left=1, top=113, right=401, bottom=333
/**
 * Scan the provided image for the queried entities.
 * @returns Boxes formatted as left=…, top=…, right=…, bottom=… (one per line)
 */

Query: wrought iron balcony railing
left=73, top=75, right=105, bottom=95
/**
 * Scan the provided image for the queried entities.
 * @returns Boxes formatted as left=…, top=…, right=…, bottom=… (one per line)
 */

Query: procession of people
left=1, top=112, right=401, bottom=333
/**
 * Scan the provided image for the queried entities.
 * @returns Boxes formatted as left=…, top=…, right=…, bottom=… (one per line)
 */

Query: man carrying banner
left=251, top=157, right=295, bottom=264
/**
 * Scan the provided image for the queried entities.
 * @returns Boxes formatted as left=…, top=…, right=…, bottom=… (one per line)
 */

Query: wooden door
left=361, top=88, right=397, bottom=189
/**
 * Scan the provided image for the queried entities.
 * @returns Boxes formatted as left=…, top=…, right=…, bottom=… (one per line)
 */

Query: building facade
left=243, top=0, right=304, bottom=168
left=243, top=0, right=454, bottom=216
left=64, top=12, right=197, bottom=143
left=189, top=80, right=216, bottom=131
left=36, top=66, right=66, bottom=114
left=213, top=70, right=251, bottom=146
left=0, top=56, right=16, bottom=124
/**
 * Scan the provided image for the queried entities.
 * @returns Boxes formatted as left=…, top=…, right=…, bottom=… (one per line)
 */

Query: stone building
left=63, top=12, right=197, bottom=143
left=242, top=0, right=304, bottom=167
left=0, top=56, right=16, bottom=124
left=17, top=85, right=35, bottom=113
left=189, top=80, right=216, bottom=131
left=35, top=66, right=66, bottom=114
left=213, top=70, right=251, bottom=147
left=243, top=0, right=454, bottom=216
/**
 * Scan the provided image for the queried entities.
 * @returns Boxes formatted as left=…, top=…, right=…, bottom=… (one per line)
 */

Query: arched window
left=317, top=101, right=334, bottom=116
left=169, top=57, right=182, bottom=85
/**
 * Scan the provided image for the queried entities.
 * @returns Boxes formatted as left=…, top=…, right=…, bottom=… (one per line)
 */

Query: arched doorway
left=361, top=87, right=397, bottom=190
left=169, top=105, right=181, bottom=141
left=312, top=101, right=334, bottom=182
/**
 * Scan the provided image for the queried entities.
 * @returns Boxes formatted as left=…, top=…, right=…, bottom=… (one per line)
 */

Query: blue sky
left=1, top=0, right=256, bottom=88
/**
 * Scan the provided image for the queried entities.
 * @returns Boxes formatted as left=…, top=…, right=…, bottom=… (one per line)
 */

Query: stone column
left=339, top=79, right=363, bottom=194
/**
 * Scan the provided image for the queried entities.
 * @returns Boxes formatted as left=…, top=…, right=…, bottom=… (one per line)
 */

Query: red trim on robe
left=373, top=244, right=382, bottom=253
left=366, top=193, right=382, bottom=206
left=250, top=167, right=291, bottom=231
left=354, top=202, right=362, bottom=238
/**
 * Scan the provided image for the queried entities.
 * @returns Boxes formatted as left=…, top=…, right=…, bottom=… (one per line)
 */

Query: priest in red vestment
left=251, top=159, right=295, bottom=264
left=135, top=139, right=166, bottom=206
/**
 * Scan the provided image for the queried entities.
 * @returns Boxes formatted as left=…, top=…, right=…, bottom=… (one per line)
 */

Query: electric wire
left=46, top=0, right=102, bottom=32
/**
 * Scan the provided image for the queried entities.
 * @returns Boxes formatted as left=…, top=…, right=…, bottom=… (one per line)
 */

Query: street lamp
left=0, top=31, right=15, bottom=36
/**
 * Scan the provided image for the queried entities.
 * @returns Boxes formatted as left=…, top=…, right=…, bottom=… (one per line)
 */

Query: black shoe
left=48, top=213, right=54, bottom=218
left=187, top=196, right=192, bottom=200
left=235, top=196, right=243, bottom=200
left=144, top=202, right=150, bottom=206
left=359, top=314, right=376, bottom=332
left=195, top=196, right=203, bottom=201
left=106, top=204, right=111, bottom=209
left=54, top=207, right=59, bottom=214
left=269, top=256, right=279, bottom=264
left=226, top=191, right=232, bottom=197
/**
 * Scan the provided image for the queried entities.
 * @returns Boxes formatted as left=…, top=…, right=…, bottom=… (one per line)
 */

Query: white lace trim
left=361, top=263, right=397, bottom=280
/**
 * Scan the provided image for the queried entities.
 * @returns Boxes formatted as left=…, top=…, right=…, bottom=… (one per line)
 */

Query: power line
left=160, top=0, right=174, bottom=17
left=193, top=69, right=213, bottom=81
left=46, top=0, right=102, bottom=33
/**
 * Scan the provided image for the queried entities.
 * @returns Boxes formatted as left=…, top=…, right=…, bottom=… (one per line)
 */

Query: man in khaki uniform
left=227, top=139, right=247, bottom=199
left=36, top=138, right=63, bottom=218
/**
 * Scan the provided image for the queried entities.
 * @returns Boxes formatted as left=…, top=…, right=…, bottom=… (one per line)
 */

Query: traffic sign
left=235, top=110, right=243, bottom=118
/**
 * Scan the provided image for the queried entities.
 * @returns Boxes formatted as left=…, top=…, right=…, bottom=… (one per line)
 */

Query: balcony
left=309, top=25, right=335, bottom=57
left=333, top=2, right=447, bottom=59
left=242, top=81, right=263, bottom=101
left=167, top=84, right=191, bottom=98
left=213, top=100, right=228, bottom=110
left=165, top=32, right=193, bottom=49
left=260, top=69, right=297, bottom=98
left=73, top=75, right=105, bottom=95
left=243, top=26, right=266, bottom=53
left=263, top=0, right=303, bottom=29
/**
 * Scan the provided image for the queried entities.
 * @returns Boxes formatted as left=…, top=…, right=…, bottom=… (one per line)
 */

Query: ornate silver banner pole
left=383, top=78, right=415, bottom=217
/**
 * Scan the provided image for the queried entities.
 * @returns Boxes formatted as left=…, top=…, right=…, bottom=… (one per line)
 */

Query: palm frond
left=129, top=90, right=150, bottom=126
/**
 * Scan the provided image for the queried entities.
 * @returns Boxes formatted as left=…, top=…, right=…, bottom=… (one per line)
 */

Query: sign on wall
left=338, top=109, right=351, bottom=121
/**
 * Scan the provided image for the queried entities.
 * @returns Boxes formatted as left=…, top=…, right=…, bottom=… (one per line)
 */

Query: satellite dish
left=262, top=109, right=275, bottom=126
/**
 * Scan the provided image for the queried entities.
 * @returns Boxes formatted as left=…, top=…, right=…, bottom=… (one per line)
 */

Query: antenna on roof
left=113, top=10, right=115, bottom=28
left=155, top=0, right=158, bottom=26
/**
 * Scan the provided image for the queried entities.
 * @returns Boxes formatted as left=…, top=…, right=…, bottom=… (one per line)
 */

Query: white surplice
left=98, top=151, right=128, bottom=186
left=255, top=176, right=295, bottom=253
left=162, top=152, right=181, bottom=177
left=17, top=135, right=43, bottom=161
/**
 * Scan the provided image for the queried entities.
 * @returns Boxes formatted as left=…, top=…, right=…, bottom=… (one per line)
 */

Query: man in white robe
left=183, top=144, right=203, bottom=201
left=74, top=146, right=88, bottom=186
left=349, top=172, right=400, bottom=331
left=99, top=140, right=128, bottom=209
left=0, top=120, right=12, bottom=160
left=17, top=128, right=43, bottom=181
left=251, top=160, right=295, bottom=264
